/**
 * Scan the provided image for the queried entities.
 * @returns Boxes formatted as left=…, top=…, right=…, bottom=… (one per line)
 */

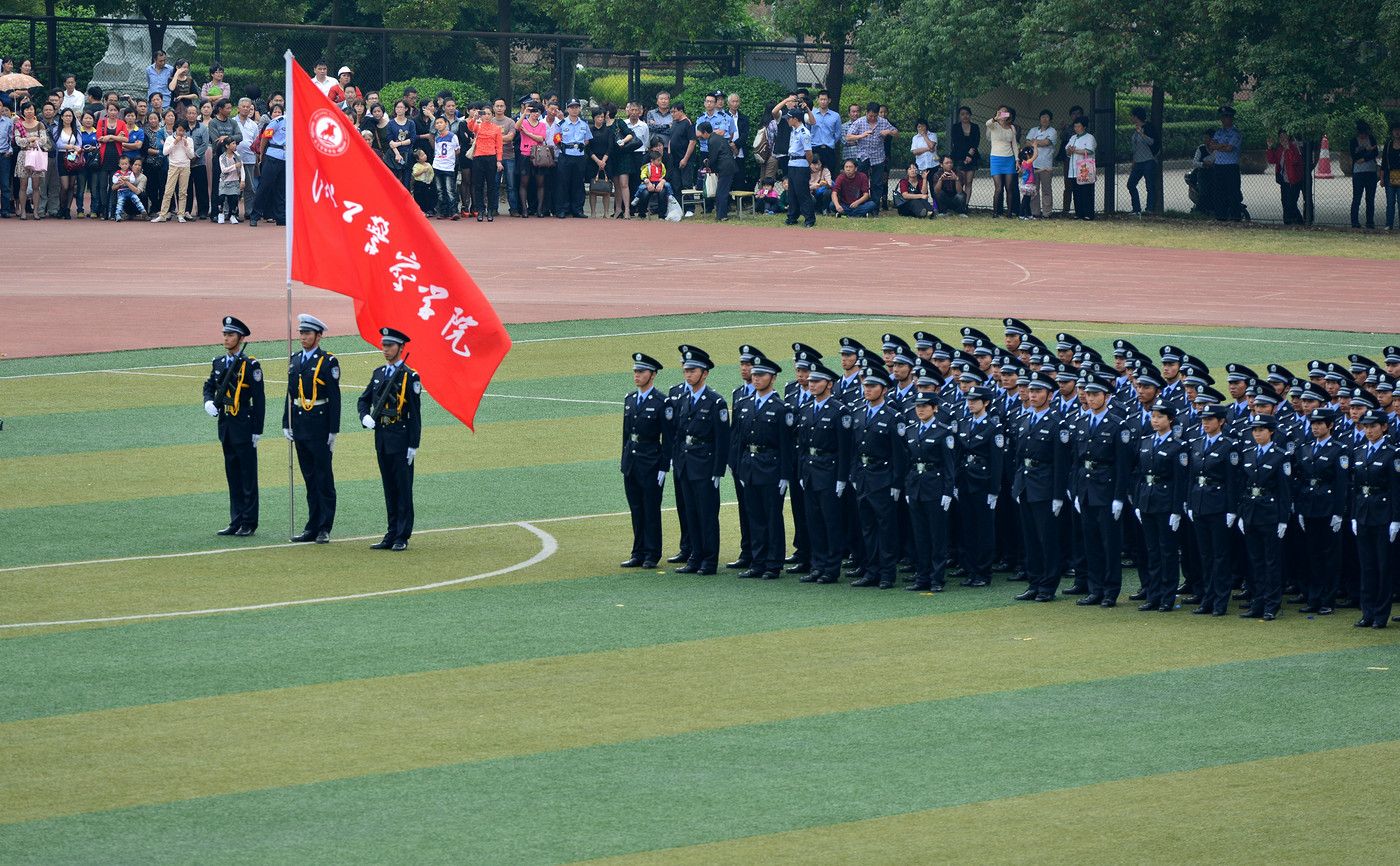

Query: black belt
left=1144, top=474, right=1163, bottom=485
left=860, top=456, right=887, bottom=468
left=914, top=462, right=938, bottom=473
left=1022, top=458, right=1044, bottom=468
left=808, top=447, right=835, bottom=457
left=1196, top=476, right=1220, bottom=487
left=964, top=455, right=985, bottom=466
left=266, top=143, right=284, bottom=151
left=1083, top=460, right=1104, bottom=469
left=747, top=444, right=774, bottom=454
left=1249, top=488, right=1275, bottom=499
left=629, top=434, right=659, bottom=443
left=685, top=436, right=712, bottom=445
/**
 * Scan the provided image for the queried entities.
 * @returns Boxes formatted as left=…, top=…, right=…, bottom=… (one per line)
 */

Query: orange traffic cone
left=1314, top=135, right=1337, bottom=178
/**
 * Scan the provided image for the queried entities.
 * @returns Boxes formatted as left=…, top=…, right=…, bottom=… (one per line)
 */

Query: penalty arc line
left=0, top=522, right=558, bottom=629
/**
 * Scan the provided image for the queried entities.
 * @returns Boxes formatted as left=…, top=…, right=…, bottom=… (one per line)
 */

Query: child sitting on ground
left=633, top=149, right=669, bottom=218
left=111, top=155, right=147, bottom=222
left=755, top=177, right=783, bottom=214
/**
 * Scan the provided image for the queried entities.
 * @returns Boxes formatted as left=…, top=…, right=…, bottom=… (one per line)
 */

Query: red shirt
left=466, top=116, right=502, bottom=158
left=96, top=117, right=128, bottom=164
left=833, top=171, right=869, bottom=206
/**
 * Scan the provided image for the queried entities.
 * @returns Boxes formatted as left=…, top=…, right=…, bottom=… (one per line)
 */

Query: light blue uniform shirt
left=788, top=124, right=812, bottom=167
left=696, top=110, right=731, bottom=152
left=809, top=108, right=841, bottom=149
left=558, top=117, right=593, bottom=153
left=263, top=115, right=287, bottom=162
left=1212, top=126, right=1242, bottom=165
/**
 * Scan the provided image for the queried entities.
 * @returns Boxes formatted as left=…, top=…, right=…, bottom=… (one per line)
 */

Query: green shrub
left=586, top=72, right=673, bottom=108
left=1324, top=105, right=1390, bottom=153
left=1114, top=121, right=1215, bottom=161
left=0, top=7, right=108, bottom=90
left=379, top=77, right=487, bottom=108
left=676, top=74, right=789, bottom=116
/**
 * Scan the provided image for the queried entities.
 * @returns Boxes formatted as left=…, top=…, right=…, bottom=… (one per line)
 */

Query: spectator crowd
left=4, top=53, right=1400, bottom=230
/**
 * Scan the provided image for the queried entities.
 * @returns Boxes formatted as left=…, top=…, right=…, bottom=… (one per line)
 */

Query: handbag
left=704, top=170, right=718, bottom=197
left=589, top=178, right=614, bottom=193
left=24, top=148, right=48, bottom=172
left=1076, top=156, right=1097, bottom=184
left=531, top=145, right=555, bottom=168
left=1389, top=169, right=1400, bottom=187
left=65, top=148, right=86, bottom=170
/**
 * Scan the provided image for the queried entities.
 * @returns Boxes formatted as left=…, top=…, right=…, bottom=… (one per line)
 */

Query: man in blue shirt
left=807, top=89, right=842, bottom=179
left=145, top=50, right=175, bottom=102
left=556, top=97, right=593, bottom=218
left=696, top=92, right=731, bottom=155
left=1208, top=106, right=1244, bottom=222
left=784, top=108, right=816, bottom=228
left=248, top=106, right=287, bottom=226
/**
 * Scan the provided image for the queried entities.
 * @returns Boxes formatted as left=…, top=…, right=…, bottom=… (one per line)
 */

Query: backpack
left=752, top=124, right=771, bottom=164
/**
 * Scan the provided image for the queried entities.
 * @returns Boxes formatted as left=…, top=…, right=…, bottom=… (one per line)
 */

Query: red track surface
left=2, top=218, right=1396, bottom=358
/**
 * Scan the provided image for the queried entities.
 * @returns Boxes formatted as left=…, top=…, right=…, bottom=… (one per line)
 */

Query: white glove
left=836, top=481, right=847, bottom=496
left=1330, top=515, right=1342, bottom=533
left=905, top=494, right=911, bottom=503
left=1074, top=496, right=1082, bottom=513
left=1186, top=508, right=1194, bottom=522
left=1274, top=522, right=1285, bottom=539
left=362, top=414, right=376, bottom=429
left=1238, top=517, right=1246, bottom=535
left=799, top=478, right=805, bottom=489
left=952, top=487, right=959, bottom=500
left=712, top=476, right=720, bottom=489
left=1225, top=512, right=1236, bottom=528
left=736, top=479, right=744, bottom=489
left=1052, top=499, right=1063, bottom=516
left=1169, top=513, right=1180, bottom=532
left=204, top=400, right=218, bottom=417
left=328, top=433, right=337, bottom=453
left=283, top=428, right=294, bottom=441
left=941, top=495, right=952, bottom=511
left=251, top=434, right=260, bottom=448
left=1352, top=518, right=1358, bottom=534
left=1298, top=514, right=1306, bottom=531
left=778, top=479, right=789, bottom=495
left=1111, top=500, right=1124, bottom=520
left=891, top=487, right=901, bottom=500
left=1391, top=522, right=1400, bottom=543
left=657, top=471, right=666, bottom=487
left=987, top=494, right=998, bottom=509
left=1134, top=507, right=1142, bottom=522
left=406, top=447, right=416, bottom=466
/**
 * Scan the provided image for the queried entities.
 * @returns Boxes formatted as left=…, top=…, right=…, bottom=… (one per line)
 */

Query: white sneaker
left=229, top=215, right=240, bottom=224
left=151, top=215, right=165, bottom=223
left=217, top=213, right=225, bottom=224
left=684, top=210, right=694, bottom=218
left=177, top=215, right=187, bottom=223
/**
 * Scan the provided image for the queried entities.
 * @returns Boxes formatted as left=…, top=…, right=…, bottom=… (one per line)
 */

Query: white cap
left=337, top=66, right=353, bottom=77
left=297, top=313, right=327, bottom=334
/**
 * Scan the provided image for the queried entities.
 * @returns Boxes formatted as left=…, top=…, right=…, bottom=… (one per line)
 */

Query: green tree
left=550, top=0, right=748, bottom=56
left=771, top=0, right=872, bottom=106
left=855, top=0, right=1021, bottom=108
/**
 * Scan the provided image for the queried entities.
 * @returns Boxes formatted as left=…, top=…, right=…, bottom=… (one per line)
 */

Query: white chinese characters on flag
left=289, top=66, right=510, bottom=429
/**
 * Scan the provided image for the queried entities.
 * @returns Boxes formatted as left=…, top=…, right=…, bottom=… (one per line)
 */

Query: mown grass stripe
left=3, top=606, right=1391, bottom=823
left=582, top=739, right=1400, bottom=865
left=2, top=648, right=1396, bottom=862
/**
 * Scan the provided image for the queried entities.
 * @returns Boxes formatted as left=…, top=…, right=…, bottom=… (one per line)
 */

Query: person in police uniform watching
left=955, top=385, right=1004, bottom=588
left=785, top=107, right=817, bottom=227
left=1186, top=403, right=1240, bottom=615
left=1071, top=371, right=1135, bottom=607
left=203, top=315, right=264, bottom=537
left=1011, top=370, right=1069, bottom=601
left=1293, top=407, right=1348, bottom=614
left=357, top=327, right=422, bottom=551
left=1235, top=414, right=1292, bottom=620
left=903, top=391, right=956, bottom=592
left=673, top=345, right=729, bottom=575
left=795, top=361, right=852, bottom=585
left=727, top=346, right=758, bottom=571
left=619, top=352, right=671, bottom=570
left=1349, top=409, right=1400, bottom=628
left=733, top=352, right=795, bottom=580
left=282, top=313, right=340, bottom=544
left=784, top=343, right=822, bottom=573
left=849, top=365, right=909, bottom=588
left=667, top=362, right=697, bottom=565
left=1133, top=400, right=1188, bottom=612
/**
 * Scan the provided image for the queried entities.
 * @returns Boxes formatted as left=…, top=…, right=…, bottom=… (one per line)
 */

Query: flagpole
left=284, top=49, right=296, bottom=543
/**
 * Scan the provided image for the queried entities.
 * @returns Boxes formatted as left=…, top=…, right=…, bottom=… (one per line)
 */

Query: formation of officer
left=357, top=328, right=422, bottom=552
left=618, top=325, right=1400, bottom=630
left=283, top=314, right=341, bottom=544
left=203, top=316, right=265, bottom=537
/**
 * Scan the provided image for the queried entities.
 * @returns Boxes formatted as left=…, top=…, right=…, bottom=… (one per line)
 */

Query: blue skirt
left=989, top=154, right=1016, bottom=176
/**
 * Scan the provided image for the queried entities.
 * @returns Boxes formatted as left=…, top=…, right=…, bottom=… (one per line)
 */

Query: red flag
left=289, top=64, right=511, bottom=429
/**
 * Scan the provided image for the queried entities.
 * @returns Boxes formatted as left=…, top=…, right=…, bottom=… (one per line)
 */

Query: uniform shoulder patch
left=331, top=366, right=340, bottom=380
left=785, top=412, right=794, bottom=427
left=1229, top=451, right=1240, bottom=465
left=994, top=433, right=1005, bottom=448
left=719, top=408, right=728, bottom=423
left=1059, top=429, right=1071, bottom=444
left=1394, top=458, right=1400, bottom=473
left=1338, top=455, right=1349, bottom=469
left=1282, top=461, right=1291, bottom=476
left=413, top=380, right=422, bottom=395
left=946, top=435, right=956, bottom=450
left=253, top=368, right=263, bottom=382
left=1179, top=451, right=1189, bottom=466
left=896, top=423, right=907, bottom=435
left=841, top=414, right=852, bottom=429
left=1120, top=429, right=1132, bottom=444
left=665, top=406, right=674, bottom=420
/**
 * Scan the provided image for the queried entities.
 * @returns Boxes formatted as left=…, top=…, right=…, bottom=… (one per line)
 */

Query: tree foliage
left=550, top=0, right=748, bottom=56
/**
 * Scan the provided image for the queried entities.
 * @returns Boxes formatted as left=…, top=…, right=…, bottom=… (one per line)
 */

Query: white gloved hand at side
left=836, top=481, right=847, bottom=496
left=890, top=487, right=901, bottom=500
left=657, top=470, right=666, bottom=487
left=1276, top=522, right=1286, bottom=539
left=1330, top=515, right=1342, bottom=533
left=712, top=476, right=720, bottom=489
left=283, top=428, right=294, bottom=441
left=987, top=494, right=998, bottom=509
left=1111, top=499, right=1124, bottom=520
left=362, top=414, right=375, bottom=429
left=1238, top=517, right=1246, bottom=534
left=204, top=400, right=218, bottom=417
left=406, top=447, right=416, bottom=465
left=327, top=433, right=337, bottom=452
left=1391, top=522, right=1400, bottom=543
left=1298, top=514, right=1306, bottom=531
left=1074, top=496, right=1082, bottom=513
left=778, top=479, right=789, bottom=496
left=1186, top=508, right=1194, bottom=522
left=1169, top=513, right=1180, bottom=532
left=941, top=495, right=952, bottom=511
left=1225, top=512, right=1236, bottom=528
left=251, top=434, right=260, bottom=447
left=1052, top=499, right=1063, bottom=516
left=1134, top=507, right=1142, bottom=522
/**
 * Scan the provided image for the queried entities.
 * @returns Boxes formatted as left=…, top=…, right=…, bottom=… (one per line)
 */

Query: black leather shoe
left=1260, top=612, right=1276, bottom=621
left=949, top=567, right=969, bottom=578
left=1287, top=595, right=1308, bottom=605
left=1100, top=599, right=1116, bottom=608
left=391, top=542, right=407, bottom=551
left=1076, top=595, right=1103, bottom=606
left=878, top=581, right=894, bottom=589
left=696, top=568, right=716, bottom=575
left=1175, top=583, right=1190, bottom=595
left=851, top=576, right=880, bottom=587
left=1372, top=621, right=1388, bottom=629
left=1191, top=606, right=1211, bottom=614
left=846, top=568, right=865, bottom=578
left=1354, top=619, right=1374, bottom=627
left=1299, top=604, right=1321, bottom=614
left=674, top=564, right=700, bottom=574
left=291, top=531, right=316, bottom=543
left=235, top=527, right=254, bottom=537
left=907, top=583, right=932, bottom=592
left=1035, top=594, right=1056, bottom=602
left=899, top=563, right=915, bottom=573
left=727, top=558, right=752, bottom=570
left=248, top=218, right=258, bottom=226
left=1211, top=609, right=1227, bottom=616
left=816, top=574, right=839, bottom=584
left=641, top=560, right=658, bottom=569
left=216, top=525, right=237, bottom=536
left=1010, top=571, right=1029, bottom=582
left=1316, top=607, right=1333, bottom=615
left=315, top=531, right=330, bottom=544
left=1335, top=598, right=1360, bottom=609
left=930, top=583, right=946, bottom=592
left=370, top=540, right=393, bottom=550
left=798, top=573, right=820, bottom=583
left=1063, top=585, right=1089, bottom=596
left=737, top=568, right=763, bottom=579
left=667, top=552, right=689, bottom=564
left=760, top=571, right=781, bottom=580
left=1158, top=603, right=1174, bottom=612
left=1129, top=590, right=1148, bottom=601
left=1183, top=595, right=1204, bottom=605
left=1232, top=591, right=1251, bottom=600
left=1241, top=610, right=1261, bottom=618
left=969, top=580, right=989, bottom=587
left=786, top=563, right=811, bottom=574
left=784, top=553, right=801, bottom=564
left=1014, top=590, right=1039, bottom=601
left=620, top=558, right=645, bottom=568
left=1137, top=602, right=1157, bottom=611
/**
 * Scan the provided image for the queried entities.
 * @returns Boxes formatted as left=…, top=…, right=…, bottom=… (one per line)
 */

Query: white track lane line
left=0, top=522, right=558, bottom=629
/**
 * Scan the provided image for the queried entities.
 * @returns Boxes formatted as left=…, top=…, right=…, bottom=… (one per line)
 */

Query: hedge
left=586, top=73, right=674, bottom=108
left=379, top=78, right=488, bottom=109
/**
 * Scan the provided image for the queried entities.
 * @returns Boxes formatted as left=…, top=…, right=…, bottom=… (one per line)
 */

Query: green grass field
left=3, top=311, right=1400, bottom=864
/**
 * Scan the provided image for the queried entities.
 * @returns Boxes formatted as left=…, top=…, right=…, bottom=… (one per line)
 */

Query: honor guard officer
left=203, top=315, right=264, bottom=537
left=666, top=350, right=701, bottom=565
left=673, top=346, right=729, bottom=575
left=913, top=331, right=939, bottom=364
left=795, top=361, right=852, bottom=585
left=1349, top=409, right=1400, bottom=628
left=953, top=385, right=1004, bottom=587
left=557, top=98, right=593, bottom=218
left=886, top=338, right=919, bottom=409
left=835, top=338, right=867, bottom=405
left=903, top=391, right=957, bottom=592
left=1236, top=414, right=1292, bottom=620
left=1134, top=401, right=1188, bottom=612
left=1003, top=317, right=1033, bottom=353
left=849, top=366, right=908, bottom=588
left=1187, top=404, right=1241, bottom=615
left=1224, top=364, right=1258, bottom=435
left=1071, top=372, right=1135, bottom=607
left=1348, top=354, right=1380, bottom=388
left=785, top=343, right=823, bottom=572
left=727, top=345, right=759, bottom=571
left=960, top=327, right=993, bottom=358
left=1294, top=408, right=1348, bottom=614
left=357, top=328, right=422, bottom=551
left=619, top=352, right=671, bottom=570
left=1011, top=370, right=1070, bottom=601
left=733, top=353, right=795, bottom=580
left=282, top=313, right=340, bottom=544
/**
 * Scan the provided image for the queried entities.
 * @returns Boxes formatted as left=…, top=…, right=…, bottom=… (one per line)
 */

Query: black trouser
left=680, top=473, right=720, bottom=571
left=1243, top=522, right=1282, bottom=616
left=1351, top=172, right=1377, bottom=227
left=672, top=465, right=691, bottom=558
left=558, top=153, right=587, bottom=216
left=743, top=479, right=785, bottom=573
left=857, top=486, right=898, bottom=583
left=908, top=496, right=950, bottom=588
left=1213, top=163, right=1242, bottom=220
left=624, top=467, right=664, bottom=563
left=294, top=438, right=336, bottom=535
left=731, top=475, right=752, bottom=564
left=995, top=479, right=1021, bottom=568
left=841, top=485, right=862, bottom=564
left=1179, top=515, right=1202, bottom=594
left=1020, top=499, right=1059, bottom=597
left=813, top=146, right=837, bottom=178
left=221, top=438, right=258, bottom=530
left=788, top=478, right=809, bottom=564
left=187, top=162, right=209, bottom=217
left=1063, top=508, right=1086, bottom=581
left=1126, top=158, right=1157, bottom=212
left=803, top=472, right=843, bottom=576
left=377, top=446, right=414, bottom=544
left=785, top=164, right=814, bottom=225
left=712, top=171, right=734, bottom=220
left=1140, top=512, right=1179, bottom=606
left=473, top=154, right=500, bottom=215
left=146, top=162, right=166, bottom=219
left=1196, top=513, right=1233, bottom=613
left=1072, top=178, right=1095, bottom=219
left=1303, top=515, right=1340, bottom=607
left=1279, top=180, right=1303, bottom=225
left=1081, top=504, right=1123, bottom=599
left=958, top=489, right=995, bottom=584
left=250, top=156, right=285, bottom=222
left=1356, top=523, right=1393, bottom=623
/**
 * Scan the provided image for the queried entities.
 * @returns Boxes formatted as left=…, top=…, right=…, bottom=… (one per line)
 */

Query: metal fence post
left=380, top=32, right=388, bottom=88
left=1302, top=139, right=1315, bottom=226
left=214, top=23, right=222, bottom=64
left=1093, top=86, right=1116, bottom=215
